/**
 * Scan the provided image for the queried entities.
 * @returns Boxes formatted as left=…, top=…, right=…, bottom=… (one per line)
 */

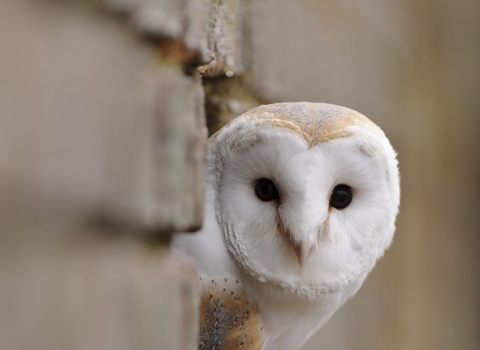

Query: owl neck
left=240, top=269, right=367, bottom=350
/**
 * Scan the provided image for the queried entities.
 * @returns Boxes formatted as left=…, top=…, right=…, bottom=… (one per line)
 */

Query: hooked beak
left=292, top=241, right=315, bottom=268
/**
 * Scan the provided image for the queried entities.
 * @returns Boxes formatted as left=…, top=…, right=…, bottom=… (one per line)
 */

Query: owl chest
left=198, top=277, right=265, bottom=350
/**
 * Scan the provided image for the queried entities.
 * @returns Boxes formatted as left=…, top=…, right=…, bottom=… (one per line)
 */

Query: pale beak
left=293, top=241, right=314, bottom=268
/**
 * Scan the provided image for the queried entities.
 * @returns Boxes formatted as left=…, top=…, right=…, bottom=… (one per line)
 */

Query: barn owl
left=174, top=102, right=400, bottom=350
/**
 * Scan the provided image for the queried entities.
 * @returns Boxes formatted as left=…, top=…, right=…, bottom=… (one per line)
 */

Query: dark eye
left=255, top=178, right=280, bottom=202
left=329, top=184, right=353, bottom=209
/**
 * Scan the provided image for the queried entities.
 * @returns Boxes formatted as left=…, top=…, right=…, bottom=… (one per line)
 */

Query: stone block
left=0, top=0, right=207, bottom=233
left=0, top=216, right=199, bottom=350
left=200, top=0, right=251, bottom=78
left=107, top=0, right=215, bottom=65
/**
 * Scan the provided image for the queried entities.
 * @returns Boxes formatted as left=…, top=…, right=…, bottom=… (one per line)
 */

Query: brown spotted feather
left=199, top=278, right=264, bottom=350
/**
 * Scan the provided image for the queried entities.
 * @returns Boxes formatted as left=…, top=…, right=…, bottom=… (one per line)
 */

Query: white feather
left=173, top=102, right=400, bottom=350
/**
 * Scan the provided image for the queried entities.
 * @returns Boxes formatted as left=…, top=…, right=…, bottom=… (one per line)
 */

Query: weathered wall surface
left=1, top=0, right=479, bottom=349
left=0, top=1, right=208, bottom=349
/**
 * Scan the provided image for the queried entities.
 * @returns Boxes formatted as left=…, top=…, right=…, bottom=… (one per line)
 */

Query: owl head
left=207, top=103, right=400, bottom=301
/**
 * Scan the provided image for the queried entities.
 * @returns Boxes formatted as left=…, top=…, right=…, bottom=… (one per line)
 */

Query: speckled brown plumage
left=198, top=278, right=264, bottom=350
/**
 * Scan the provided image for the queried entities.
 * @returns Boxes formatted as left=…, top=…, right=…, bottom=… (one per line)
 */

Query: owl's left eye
left=255, top=178, right=280, bottom=202
left=330, top=184, right=353, bottom=209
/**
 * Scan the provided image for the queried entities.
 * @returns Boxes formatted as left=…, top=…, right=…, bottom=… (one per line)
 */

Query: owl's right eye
left=254, top=178, right=280, bottom=202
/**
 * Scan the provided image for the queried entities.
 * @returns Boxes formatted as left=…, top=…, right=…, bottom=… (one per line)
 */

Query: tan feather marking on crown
left=243, top=103, right=375, bottom=147
left=207, top=103, right=376, bottom=149
left=199, top=278, right=264, bottom=350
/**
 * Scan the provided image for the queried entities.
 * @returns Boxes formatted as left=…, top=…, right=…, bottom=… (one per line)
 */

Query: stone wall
left=0, top=1, right=210, bottom=349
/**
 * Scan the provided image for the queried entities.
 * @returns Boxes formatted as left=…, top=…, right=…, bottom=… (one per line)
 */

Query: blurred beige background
left=1, top=0, right=479, bottom=349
